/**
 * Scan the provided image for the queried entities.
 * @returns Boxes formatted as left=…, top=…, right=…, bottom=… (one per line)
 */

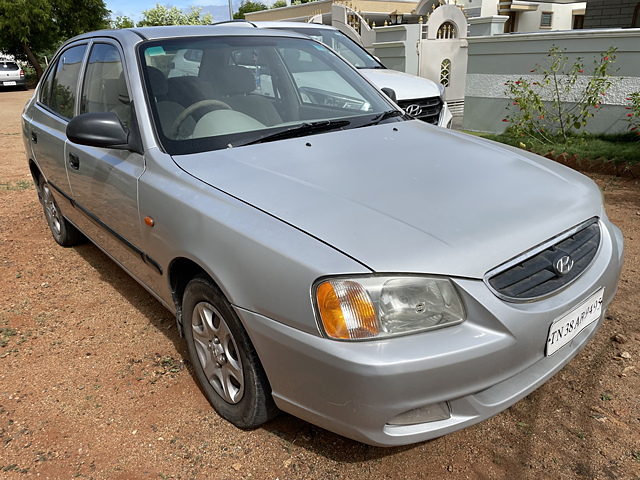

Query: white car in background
left=221, top=20, right=453, bottom=128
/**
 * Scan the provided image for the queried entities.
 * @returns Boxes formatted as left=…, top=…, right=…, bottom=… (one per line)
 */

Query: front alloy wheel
left=192, top=301, right=244, bottom=404
left=183, top=274, right=277, bottom=428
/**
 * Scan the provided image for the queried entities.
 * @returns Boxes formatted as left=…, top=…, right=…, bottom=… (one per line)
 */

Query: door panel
left=29, top=44, right=88, bottom=226
left=65, top=42, right=149, bottom=280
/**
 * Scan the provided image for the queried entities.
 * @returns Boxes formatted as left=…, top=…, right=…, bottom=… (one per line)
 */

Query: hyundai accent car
left=217, top=20, right=453, bottom=128
left=22, top=25, right=623, bottom=447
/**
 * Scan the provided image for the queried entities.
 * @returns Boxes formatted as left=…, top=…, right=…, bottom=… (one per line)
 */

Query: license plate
left=3, top=81, right=16, bottom=86
left=546, top=287, right=604, bottom=356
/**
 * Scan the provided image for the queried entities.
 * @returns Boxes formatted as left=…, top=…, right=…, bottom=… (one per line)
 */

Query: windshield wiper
left=367, top=109, right=405, bottom=126
left=232, top=120, right=351, bottom=147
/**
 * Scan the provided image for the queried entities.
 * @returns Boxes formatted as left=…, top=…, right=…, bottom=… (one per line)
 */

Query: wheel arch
left=28, top=159, right=43, bottom=188
left=169, top=257, right=229, bottom=338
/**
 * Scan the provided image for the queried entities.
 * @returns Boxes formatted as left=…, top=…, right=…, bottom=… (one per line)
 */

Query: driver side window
left=81, top=44, right=130, bottom=127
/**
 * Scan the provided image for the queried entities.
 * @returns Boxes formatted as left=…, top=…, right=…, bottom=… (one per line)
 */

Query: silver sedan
left=21, top=25, right=623, bottom=446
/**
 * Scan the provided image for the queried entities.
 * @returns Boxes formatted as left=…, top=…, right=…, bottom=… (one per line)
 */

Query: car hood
left=173, top=121, right=602, bottom=279
left=359, top=68, right=440, bottom=101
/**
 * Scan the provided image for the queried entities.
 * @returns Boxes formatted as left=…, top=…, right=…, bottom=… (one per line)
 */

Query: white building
left=247, top=0, right=588, bottom=35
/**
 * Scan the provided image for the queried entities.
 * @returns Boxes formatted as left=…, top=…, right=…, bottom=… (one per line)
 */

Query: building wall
left=583, top=0, right=640, bottom=29
left=516, top=3, right=583, bottom=32
left=463, top=29, right=640, bottom=134
left=245, top=0, right=419, bottom=22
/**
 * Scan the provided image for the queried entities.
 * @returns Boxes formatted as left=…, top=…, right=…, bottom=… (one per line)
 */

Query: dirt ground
left=1, top=88, right=639, bottom=480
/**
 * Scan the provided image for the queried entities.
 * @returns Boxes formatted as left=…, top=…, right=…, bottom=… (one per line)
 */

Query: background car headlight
left=314, top=276, right=465, bottom=341
left=438, top=82, right=446, bottom=101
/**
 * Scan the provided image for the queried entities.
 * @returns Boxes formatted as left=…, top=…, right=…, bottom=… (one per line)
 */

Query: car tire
left=183, top=274, right=278, bottom=428
left=38, top=176, right=85, bottom=247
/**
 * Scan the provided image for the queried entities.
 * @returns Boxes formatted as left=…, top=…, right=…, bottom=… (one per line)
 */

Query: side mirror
left=66, top=112, right=129, bottom=149
left=381, top=87, right=397, bottom=103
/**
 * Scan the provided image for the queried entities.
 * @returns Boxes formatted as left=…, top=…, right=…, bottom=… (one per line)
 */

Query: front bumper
left=439, top=101, right=453, bottom=129
left=239, top=220, right=623, bottom=446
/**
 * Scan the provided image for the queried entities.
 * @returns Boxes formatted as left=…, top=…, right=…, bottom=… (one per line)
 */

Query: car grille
left=485, top=219, right=601, bottom=302
left=397, top=96, right=443, bottom=125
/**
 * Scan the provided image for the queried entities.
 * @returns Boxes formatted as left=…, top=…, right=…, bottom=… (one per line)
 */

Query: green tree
left=137, top=4, right=213, bottom=26
left=111, top=15, right=135, bottom=29
left=271, top=0, right=287, bottom=8
left=233, top=0, right=268, bottom=19
left=0, top=0, right=109, bottom=80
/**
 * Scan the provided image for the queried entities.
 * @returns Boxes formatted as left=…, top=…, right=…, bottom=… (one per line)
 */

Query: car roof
left=219, top=20, right=338, bottom=31
left=64, top=24, right=309, bottom=49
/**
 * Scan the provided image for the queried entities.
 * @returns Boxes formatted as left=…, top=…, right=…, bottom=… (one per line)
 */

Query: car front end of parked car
left=167, top=122, right=623, bottom=446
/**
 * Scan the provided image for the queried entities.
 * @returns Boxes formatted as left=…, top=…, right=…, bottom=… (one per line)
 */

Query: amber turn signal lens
left=316, top=280, right=378, bottom=340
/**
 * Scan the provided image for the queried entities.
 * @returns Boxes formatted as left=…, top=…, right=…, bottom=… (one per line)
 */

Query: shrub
left=626, top=92, right=640, bottom=135
left=504, top=45, right=618, bottom=143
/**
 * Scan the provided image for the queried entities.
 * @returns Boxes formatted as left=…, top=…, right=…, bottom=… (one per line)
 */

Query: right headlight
left=314, top=276, right=465, bottom=341
left=437, top=82, right=446, bottom=101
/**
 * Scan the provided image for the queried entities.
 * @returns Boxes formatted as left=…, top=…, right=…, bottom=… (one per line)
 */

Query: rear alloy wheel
left=183, top=274, right=277, bottom=428
left=38, top=176, right=84, bottom=247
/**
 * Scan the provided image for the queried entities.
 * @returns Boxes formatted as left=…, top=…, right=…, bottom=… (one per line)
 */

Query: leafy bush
left=504, top=45, right=618, bottom=143
left=626, top=92, right=640, bottom=135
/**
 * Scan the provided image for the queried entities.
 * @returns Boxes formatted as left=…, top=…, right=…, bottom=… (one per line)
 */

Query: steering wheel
left=171, top=99, right=232, bottom=138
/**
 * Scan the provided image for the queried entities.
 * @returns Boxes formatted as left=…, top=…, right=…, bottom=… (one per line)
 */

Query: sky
left=105, top=0, right=253, bottom=24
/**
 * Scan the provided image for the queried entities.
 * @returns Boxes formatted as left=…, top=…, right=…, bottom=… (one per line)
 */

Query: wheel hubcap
left=42, top=184, right=62, bottom=235
left=192, top=302, right=244, bottom=404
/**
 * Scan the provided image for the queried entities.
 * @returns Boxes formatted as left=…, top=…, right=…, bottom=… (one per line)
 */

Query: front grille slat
left=486, top=220, right=601, bottom=302
left=397, top=96, right=443, bottom=125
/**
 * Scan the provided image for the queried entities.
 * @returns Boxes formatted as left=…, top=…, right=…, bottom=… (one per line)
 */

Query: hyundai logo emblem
left=405, top=104, right=423, bottom=116
left=554, top=255, right=574, bottom=276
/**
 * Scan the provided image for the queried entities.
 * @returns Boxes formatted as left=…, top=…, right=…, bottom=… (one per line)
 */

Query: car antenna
left=211, top=19, right=258, bottom=28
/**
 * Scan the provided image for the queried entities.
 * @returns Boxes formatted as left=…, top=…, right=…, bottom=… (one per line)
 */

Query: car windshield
left=139, top=35, right=396, bottom=155
left=2, top=62, right=19, bottom=70
left=268, top=27, right=382, bottom=70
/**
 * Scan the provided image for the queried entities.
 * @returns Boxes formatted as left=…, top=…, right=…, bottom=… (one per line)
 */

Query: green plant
left=625, top=92, right=640, bottom=134
left=504, top=45, right=618, bottom=143
left=0, top=180, right=33, bottom=191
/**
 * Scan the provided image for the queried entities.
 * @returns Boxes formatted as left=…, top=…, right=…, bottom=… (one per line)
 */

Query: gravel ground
left=1, top=89, right=639, bottom=480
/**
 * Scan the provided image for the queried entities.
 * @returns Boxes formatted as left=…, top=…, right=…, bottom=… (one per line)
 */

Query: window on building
left=506, top=12, right=519, bottom=33
left=573, top=14, right=585, bottom=29
left=540, top=12, right=553, bottom=28
left=437, top=21, right=457, bottom=39
left=440, top=59, right=451, bottom=87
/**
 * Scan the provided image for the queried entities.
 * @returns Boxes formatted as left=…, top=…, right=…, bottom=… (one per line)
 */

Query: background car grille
left=397, top=96, right=443, bottom=125
left=486, top=219, right=601, bottom=301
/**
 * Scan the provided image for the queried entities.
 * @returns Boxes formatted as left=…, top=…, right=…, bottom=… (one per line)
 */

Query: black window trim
left=37, top=38, right=131, bottom=123
left=36, top=41, right=91, bottom=122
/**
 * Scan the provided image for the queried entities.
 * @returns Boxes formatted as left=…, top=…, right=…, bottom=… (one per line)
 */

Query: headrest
left=118, top=72, right=129, bottom=104
left=147, top=66, right=168, bottom=97
left=218, top=66, right=256, bottom=96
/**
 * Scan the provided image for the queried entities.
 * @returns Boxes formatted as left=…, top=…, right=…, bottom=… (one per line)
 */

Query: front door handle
left=31, top=131, right=37, bottom=143
left=68, top=152, right=80, bottom=170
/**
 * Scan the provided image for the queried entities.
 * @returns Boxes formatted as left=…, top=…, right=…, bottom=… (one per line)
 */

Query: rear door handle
left=68, top=152, right=80, bottom=170
left=31, top=131, right=37, bottom=143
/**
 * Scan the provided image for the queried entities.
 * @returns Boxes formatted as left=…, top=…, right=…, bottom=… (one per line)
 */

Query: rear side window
left=1, top=62, right=19, bottom=70
left=40, top=45, right=87, bottom=119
